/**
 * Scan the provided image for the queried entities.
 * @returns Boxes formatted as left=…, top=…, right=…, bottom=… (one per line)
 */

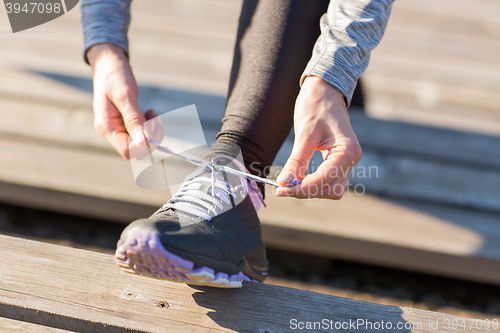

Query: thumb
left=277, top=136, right=317, bottom=186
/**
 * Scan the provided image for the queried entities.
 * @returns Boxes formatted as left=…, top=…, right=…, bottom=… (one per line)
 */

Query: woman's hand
left=87, top=43, right=156, bottom=159
left=276, top=76, right=362, bottom=199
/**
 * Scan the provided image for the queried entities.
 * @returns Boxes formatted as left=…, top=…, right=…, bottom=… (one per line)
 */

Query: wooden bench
left=1, top=234, right=496, bottom=333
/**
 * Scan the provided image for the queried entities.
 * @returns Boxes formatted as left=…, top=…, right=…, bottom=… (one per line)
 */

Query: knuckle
left=94, top=121, right=106, bottom=137
left=123, top=114, right=142, bottom=130
left=351, top=143, right=363, bottom=163
left=342, top=141, right=362, bottom=165
left=287, top=155, right=308, bottom=169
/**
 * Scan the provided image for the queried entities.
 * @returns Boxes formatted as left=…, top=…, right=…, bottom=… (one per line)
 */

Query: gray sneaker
left=115, top=155, right=268, bottom=288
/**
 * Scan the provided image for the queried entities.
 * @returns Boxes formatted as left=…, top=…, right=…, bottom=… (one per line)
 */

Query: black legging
left=212, top=0, right=364, bottom=182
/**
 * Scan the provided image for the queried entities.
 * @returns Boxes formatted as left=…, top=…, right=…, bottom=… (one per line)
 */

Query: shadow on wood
left=2, top=234, right=494, bottom=333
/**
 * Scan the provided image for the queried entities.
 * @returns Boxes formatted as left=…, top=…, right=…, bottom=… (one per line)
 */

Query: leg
left=115, top=0, right=334, bottom=288
left=213, top=0, right=330, bottom=181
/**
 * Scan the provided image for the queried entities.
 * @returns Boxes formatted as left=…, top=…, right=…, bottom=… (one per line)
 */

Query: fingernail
left=133, top=130, right=145, bottom=144
left=277, top=170, right=293, bottom=185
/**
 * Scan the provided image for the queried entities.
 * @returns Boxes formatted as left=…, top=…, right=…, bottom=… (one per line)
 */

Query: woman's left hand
left=276, top=76, right=362, bottom=199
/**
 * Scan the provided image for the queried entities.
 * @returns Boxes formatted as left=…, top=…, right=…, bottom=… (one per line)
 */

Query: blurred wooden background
left=0, top=0, right=500, bottom=285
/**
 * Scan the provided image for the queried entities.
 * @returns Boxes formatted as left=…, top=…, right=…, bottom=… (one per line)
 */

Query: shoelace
left=147, top=139, right=301, bottom=220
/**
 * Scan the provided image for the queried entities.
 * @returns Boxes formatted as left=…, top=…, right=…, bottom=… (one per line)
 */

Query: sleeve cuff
left=301, top=58, right=358, bottom=108
left=83, top=38, right=129, bottom=65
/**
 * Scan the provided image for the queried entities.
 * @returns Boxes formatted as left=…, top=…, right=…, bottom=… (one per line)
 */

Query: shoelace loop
left=147, top=139, right=300, bottom=220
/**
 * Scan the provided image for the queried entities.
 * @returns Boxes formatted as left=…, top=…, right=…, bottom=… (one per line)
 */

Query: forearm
left=81, top=0, right=132, bottom=64
left=301, top=0, right=394, bottom=106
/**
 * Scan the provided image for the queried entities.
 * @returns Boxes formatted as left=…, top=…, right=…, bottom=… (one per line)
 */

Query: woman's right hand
left=87, top=43, right=156, bottom=159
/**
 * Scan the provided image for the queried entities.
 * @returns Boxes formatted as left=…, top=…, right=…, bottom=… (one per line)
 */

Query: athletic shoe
left=114, top=154, right=268, bottom=288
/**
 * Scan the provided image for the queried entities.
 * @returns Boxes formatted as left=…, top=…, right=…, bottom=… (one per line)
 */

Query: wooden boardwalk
left=1, top=91, right=500, bottom=286
left=365, top=0, right=500, bottom=135
left=0, top=0, right=500, bottom=288
left=1, top=234, right=497, bottom=333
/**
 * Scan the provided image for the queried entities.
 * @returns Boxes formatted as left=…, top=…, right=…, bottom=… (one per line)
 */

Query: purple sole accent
left=115, top=227, right=258, bottom=288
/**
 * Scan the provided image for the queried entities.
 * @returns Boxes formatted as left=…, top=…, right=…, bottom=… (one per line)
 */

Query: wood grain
left=0, top=234, right=495, bottom=333
left=0, top=132, right=500, bottom=284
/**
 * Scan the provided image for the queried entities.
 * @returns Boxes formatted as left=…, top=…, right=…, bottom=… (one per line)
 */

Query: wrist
left=302, top=76, right=346, bottom=107
left=87, top=43, right=128, bottom=68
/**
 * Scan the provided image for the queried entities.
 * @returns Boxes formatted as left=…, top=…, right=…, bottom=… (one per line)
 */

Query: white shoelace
left=148, top=139, right=300, bottom=220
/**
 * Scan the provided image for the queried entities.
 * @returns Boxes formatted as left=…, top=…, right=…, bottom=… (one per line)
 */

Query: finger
left=142, top=109, right=165, bottom=152
left=317, top=175, right=349, bottom=199
left=277, top=134, right=318, bottom=186
left=94, top=97, right=131, bottom=159
left=110, top=89, right=147, bottom=146
left=303, top=145, right=358, bottom=188
left=277, top=142, right=359, bottom=196
left=144, top=109, right=157, bottom=120
left=276, top=143, right=357, bottom=198
left=276, top=173, right=349, bottom=199
left=109, top=131, right=132, bottom=159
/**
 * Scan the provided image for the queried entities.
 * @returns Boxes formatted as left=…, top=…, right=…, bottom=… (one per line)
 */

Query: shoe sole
left=114, top=228, right=259, bottom=288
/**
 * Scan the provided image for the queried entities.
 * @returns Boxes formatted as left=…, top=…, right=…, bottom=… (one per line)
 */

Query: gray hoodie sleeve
left=81, top=0, right=132, bottom=64
left=301, top=0, right=394, bottom=106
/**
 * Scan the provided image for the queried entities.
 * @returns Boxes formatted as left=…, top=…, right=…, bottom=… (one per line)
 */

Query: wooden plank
left=2, top=69, right=499, bottom=169
left=260, top=192, right=500, bottom=285
left=1, top=0, right=500, bottom=137
left=0, top=91, right=500, bottom=284
left=2, top=95, right=500, bottom=213
left=346, top=112, right=500, bottom=168
left=0, top=181, right=156, bottom=223
left=365, top=53, right=500, bottom=113
left=390, top=0, right=500, bottom=24
left=1, top=132, right=500, bottom=284
left=0, top=234, right=495, bottom=333
left=364, top=0, right=500, bottom=133
left=0, top=317, right=74, bottom=333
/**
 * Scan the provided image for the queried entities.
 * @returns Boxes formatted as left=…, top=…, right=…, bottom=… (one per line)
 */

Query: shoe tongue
left=196, top=158, right=238, bottom=193
left=154, top=156, right=246, bottom=221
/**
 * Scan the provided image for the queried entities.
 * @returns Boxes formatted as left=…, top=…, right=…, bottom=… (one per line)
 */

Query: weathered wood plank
left=364, top=0, right=500, bottom=134
left=2, top=92, right=500, bottom=213
left=1, top=132, right=500, bottom=284
left=0, top=234, right=495, bottom=333
left=260, top=192, right=500, bottom=285
left=0, top=317, right=74, bottom=332
left=1, top=0, right=500, bottom=136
